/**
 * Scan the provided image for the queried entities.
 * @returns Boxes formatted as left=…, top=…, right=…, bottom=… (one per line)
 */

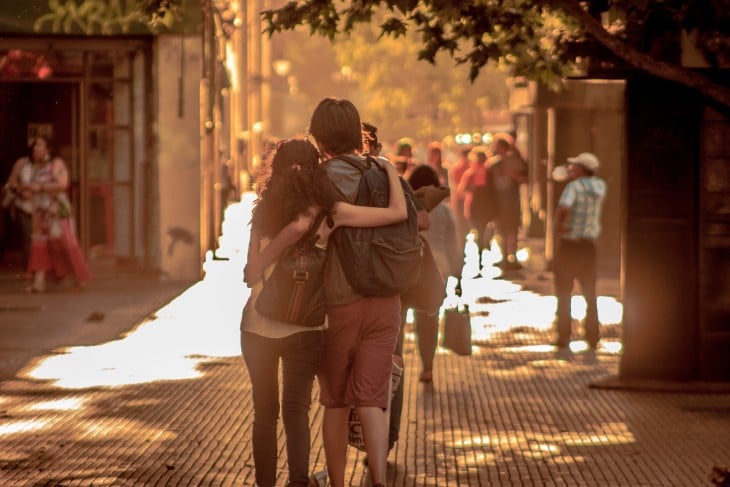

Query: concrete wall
left=154, top=35, right=203, bottom=281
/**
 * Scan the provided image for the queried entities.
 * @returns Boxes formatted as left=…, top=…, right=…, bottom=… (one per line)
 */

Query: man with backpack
left=308, top=98, right=422, bottom=487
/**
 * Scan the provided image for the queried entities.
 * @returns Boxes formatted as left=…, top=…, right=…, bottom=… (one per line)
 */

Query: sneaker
left=554, top=347, right=574, bottom=361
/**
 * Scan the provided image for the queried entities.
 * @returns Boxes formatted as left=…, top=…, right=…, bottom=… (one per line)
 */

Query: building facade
left=0, top=1, right=257, bottom=281
left=509, top=60, right=730, bottom=382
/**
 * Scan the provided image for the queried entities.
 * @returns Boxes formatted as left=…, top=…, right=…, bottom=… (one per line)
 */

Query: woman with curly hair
left=241, top=137, right=406, bottom=487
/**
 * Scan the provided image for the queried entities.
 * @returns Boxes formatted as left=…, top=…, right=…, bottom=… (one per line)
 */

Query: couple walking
left=241, top=98, right=406, bottom=486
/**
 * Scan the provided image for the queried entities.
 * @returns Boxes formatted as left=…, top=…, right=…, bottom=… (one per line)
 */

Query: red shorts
left=318, top=296, right=401, bottom=409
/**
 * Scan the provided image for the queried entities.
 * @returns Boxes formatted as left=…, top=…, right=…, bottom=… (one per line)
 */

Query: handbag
left=401, top=237, right=446, bottom=312
left=255, top=212, right=327, bottom=327
left=442, top=301, right=472, bottom=356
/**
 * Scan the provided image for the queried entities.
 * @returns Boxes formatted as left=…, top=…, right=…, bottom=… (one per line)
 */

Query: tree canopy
left=260, top=0, right=730, bottom=107
left=327, top=16, right=511, bottom=140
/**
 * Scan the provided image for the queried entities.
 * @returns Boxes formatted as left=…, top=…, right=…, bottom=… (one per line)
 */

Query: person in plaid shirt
left=553, top=152, right=607, bottom=363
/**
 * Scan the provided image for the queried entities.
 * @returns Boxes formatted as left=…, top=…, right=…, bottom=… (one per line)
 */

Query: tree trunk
left=557, top=0, right=730, bottom=109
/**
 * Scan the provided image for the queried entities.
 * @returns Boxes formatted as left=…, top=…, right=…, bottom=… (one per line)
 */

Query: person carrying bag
left=405, top=166, right=465, bottom=382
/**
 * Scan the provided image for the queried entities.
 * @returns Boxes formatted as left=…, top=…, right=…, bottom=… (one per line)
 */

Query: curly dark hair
left=251, top=138, right=338, bottom=238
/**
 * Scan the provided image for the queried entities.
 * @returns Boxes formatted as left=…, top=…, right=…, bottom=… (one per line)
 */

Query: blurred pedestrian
left=488, top=133, right=528, bottom=270
left=425, top=141, right=448, bottom=188
left=407, top=165, right=462, bottom=382
left=242, top=137, right=407, bottom=487
left=553, top=152, right=607, bottom=362
left=448, top=147, right=471, bottom=250
left=457, top=146, right=491, bottom=258
left=24, top=135, right=91, bottom=293
left=393, top=138, right=417, bottom=179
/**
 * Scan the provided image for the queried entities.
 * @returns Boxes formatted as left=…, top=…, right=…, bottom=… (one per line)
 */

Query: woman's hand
left=243, top=262, right=264, bottom=287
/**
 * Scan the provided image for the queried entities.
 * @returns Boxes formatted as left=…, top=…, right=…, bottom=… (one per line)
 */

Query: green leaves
left=380, top=17, right=407, bottom=37
left=261, top=0, right=728, bottom=88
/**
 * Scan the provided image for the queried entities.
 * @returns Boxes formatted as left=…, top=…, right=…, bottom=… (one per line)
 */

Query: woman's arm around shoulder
left=330, top=157, right=407, bottom=228
left=243, top=208, right=317, bottom=286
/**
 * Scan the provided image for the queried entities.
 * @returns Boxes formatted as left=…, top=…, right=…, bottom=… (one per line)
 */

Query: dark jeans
left=553, top=238, right=599, bottom=348
left=242, top=330, right=324, bottom=487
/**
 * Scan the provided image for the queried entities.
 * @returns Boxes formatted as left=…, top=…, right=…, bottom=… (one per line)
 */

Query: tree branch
left=558, top=0, right=730, bottom=108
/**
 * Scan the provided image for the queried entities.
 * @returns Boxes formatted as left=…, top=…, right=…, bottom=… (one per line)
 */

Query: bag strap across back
left=328, top=154, right=372, bottom=174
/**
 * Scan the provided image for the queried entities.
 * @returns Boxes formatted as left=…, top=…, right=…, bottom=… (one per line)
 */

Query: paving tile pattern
left=1, top=289, right=729, bottom=486
left=0, top=219, right=728, bottom=485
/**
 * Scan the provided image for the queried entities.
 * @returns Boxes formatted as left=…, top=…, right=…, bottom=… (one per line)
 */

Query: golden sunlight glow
left=225, top=44, right=238, bottom=91
left=522, top=442, right=561, bottom=459
left=448, top=422, right=635, bottom=463
left=26, top=398, right=84, bottom=412
left=22, top=201, right=254, bottom=391
left=77, top=418, right=177, bottom=441
left=24, top=278, right=246, bottom=389
left=501, top=344, right=556, bottom=354
left=0, top=419, right=50, bottom=436
left=516, top=247, right=530, bottom=262
left=601, top=340, right=623, bottom=354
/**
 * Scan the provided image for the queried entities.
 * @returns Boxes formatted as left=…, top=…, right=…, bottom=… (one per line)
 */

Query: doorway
left=0, top=82, right=78, bottom=270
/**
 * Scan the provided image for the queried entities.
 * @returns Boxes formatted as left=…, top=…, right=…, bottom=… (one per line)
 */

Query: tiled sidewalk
left=1, top=264, right=728, bottom=486
left=1, top=196, right=728, bottom=486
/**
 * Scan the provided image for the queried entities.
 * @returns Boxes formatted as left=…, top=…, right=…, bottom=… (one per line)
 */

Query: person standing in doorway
left=553, top=152, right=607, bottom=363
left=24, top=135, right=91, bottom=293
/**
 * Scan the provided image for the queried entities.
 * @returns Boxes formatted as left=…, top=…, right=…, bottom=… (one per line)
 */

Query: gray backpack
left=327, top=155, right=423, bottom=296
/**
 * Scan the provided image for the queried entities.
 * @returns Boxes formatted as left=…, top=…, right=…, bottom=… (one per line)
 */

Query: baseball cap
left=566, top=152, right=600, bottom=171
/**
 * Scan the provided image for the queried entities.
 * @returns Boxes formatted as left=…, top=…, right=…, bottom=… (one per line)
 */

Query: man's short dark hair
left=309, top=97, right=362, bottom=156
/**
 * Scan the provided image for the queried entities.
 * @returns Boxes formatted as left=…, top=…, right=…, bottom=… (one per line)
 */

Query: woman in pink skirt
left=24, top=136, right=91, bottom=292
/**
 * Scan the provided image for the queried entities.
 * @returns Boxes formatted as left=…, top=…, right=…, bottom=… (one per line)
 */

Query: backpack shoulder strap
left=328, top=154, right=370, bottom=173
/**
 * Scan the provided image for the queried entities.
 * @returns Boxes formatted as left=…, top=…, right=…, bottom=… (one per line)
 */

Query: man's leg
left=358, top=406, right=390, bottom=485
left=322, top=407, right=350, bottom=487
left=576, top=242, right=600, bottom=349
left=553, top=240, right=575, bottom=349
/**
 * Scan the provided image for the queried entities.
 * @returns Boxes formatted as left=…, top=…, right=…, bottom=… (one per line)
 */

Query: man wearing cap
left=553, top=152, right=607, bottom=362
